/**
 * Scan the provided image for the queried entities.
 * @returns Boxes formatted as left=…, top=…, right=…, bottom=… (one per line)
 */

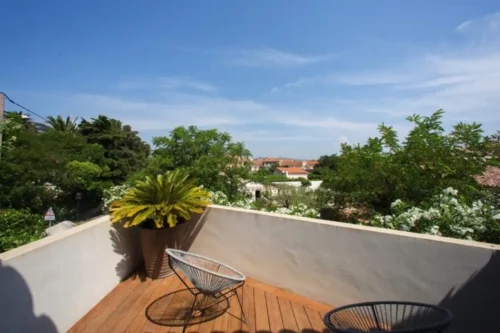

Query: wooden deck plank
left=211, top=305, right=230, bottom=333
left=242, top=284, right=256, bottom=333
left=254, top=287, right=270, bottom=332
left=68, top=276, right=140, bottom=333
left=290, top=302, right=313, bottom=332
left=126, top=275, right=178, bottom=332
left=106, top=278, right=163, bottom=332
left=226, top=289, right=243, bottom=333
left=304, top=306, right=327, bottom=333
left=97, top=277, right=153, bottom=332
left=277, top=298, right=299, bottom=333
left=142, top=275, right=185, bottom=333
left=266, top=292, right=284, bottom=333
left=71, top=273, right=331, bottom=333
left=246, top=278, right=332, bottom=314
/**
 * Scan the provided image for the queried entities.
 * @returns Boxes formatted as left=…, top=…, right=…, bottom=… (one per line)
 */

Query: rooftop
left=276, top=167, right=308, bottom=174
left=1, top=206, right=499, bottom=333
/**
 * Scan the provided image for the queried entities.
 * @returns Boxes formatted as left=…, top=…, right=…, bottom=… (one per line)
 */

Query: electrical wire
left=0, top=91, right=48, bottom=122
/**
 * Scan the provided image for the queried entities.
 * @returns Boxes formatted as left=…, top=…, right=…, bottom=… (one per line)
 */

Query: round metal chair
left=166, top=249, right=247, bottom=331
left=323, top=301, right=453, bottom=333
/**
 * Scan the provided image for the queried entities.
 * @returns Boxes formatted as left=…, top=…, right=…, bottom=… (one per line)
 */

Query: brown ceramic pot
left=139, top=222, right=189, bottom=279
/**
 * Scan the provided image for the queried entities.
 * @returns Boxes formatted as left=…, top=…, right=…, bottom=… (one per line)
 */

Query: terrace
left=1, top=206, right=499, bottom=333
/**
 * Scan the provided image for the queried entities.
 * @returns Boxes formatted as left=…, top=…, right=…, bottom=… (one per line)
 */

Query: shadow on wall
left=393, top=250, right=500, bottom=333
left=437, top=250, right=500, bottom=333
left=0, top=260, right=57, bottom=333
left=109, top=209, right=210, bottom=280
left=109, top=223, right=143, bottom=281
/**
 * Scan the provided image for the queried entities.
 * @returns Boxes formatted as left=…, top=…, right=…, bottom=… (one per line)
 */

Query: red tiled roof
left=280, top=160, right=303, bottom=167
left=253, top=160, right=263, bottom=166
left=475, top=166, right=500, bottom=187
left=277, top=167, right=308, bottom=174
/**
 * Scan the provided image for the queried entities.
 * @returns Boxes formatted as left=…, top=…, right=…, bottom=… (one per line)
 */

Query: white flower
left=391, top=199, right=404, bottom=209
left=443, top=187, right=458, bottom=196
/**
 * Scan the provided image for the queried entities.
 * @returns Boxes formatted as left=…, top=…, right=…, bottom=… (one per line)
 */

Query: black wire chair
left=323, top=301, right=453, bottom=333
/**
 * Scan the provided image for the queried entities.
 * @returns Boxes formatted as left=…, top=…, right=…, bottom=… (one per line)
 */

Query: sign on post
left=44, top=207, right=56, bottom=227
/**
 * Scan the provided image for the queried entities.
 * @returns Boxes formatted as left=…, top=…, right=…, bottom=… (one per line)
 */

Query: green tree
left=46, top=115, right=80, bottom=132
left=309, top=154, right=339, bottom=180
left=0, top=124, right=108, bottom=217
left=79, top=115, right=151, bottom=183
left=0, top=209, right=46, bottom=253
left=150, top=126, right=251, bottom=200
left=323, top=110, right=492, bottom=215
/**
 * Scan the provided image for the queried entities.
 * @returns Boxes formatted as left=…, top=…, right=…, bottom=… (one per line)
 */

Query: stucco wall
left=0, top=216, right=141, bottom=333
left=190, top=206, right=500, bottom=333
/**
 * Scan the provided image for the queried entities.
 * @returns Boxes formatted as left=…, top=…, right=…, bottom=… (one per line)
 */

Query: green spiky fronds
left=110, top=170, right=210, bottom=228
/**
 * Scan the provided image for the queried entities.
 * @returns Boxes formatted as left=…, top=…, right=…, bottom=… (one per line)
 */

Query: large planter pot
left=140, top=222, right=190, bottom=279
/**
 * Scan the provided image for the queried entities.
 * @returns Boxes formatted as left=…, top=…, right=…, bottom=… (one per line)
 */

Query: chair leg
left=235, top=287, right=247, bottom=323
left=182, top=293, right=200, bottom=333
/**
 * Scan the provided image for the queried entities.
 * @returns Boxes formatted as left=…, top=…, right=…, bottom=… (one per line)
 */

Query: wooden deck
left=69, top=273, right=331, bottom=333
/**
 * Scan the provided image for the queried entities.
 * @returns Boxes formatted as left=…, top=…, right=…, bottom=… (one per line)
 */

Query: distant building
left=262, top=158, right=280, bottom=169
left=243, top=182, right=278, bottom=200
left=274, top=167, right=309, bottom=179
left=250, top=157, right=319, bottom=173
left=303, top=160, right=319, bottom=171
left=248, top=158, right=262, bottom=172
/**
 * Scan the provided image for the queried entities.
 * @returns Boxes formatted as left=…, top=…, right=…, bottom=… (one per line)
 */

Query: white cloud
left=271, top=12, right=500, bottom=125
left=231, top=48, right=335, bottom=67
left=456, top=20, right=472, bottom=32
left=161, top=77, right=217, bottom=92
left=456, top=12, right=500, bottom=34
left=117, top=77, right=217, bottom=92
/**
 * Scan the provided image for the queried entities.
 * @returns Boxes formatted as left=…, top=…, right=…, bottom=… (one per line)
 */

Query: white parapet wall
left=0, top=216, right=142, bottom=333
left=190, top=205, right=500, bottom=333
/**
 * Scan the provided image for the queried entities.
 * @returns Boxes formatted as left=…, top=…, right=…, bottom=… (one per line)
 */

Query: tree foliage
left=46, top=115, right=80, bottom=132
left=0, top=209, right=46, bottom=253
left=309, top=154, right=339, bottom=180
left=323, top=110, right=493, bottom=216
left=79, top=115, right=151, bottom=183
left=148, top=126, right=251, bottom=200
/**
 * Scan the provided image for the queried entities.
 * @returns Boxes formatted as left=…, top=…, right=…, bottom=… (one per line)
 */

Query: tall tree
left=151, top=126, right=251, bottom=200
left=46, top=115, right=80, bottom=132
left=323, top=110, right=492, bottom=215
left=79, top=115, right=151, bottom=183
left=309, top=154, right=339, bottom=180
left=0, top=122, right=108, bottom=216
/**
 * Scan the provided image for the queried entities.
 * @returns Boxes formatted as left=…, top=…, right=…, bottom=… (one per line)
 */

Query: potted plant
left=110, top=170, right=210, bottom=279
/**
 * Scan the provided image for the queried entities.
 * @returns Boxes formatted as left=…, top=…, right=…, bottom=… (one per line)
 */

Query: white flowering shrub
left=102, top=184, right=130, bottom=212
left=209, top=191, right=318, bottom=218
left=371, top=187, right=500, bottom=243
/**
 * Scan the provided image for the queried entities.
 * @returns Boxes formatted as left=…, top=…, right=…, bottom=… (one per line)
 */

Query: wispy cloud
left=117, top=77, right=217, bottom=92
left=161, top=77, right=217, bottom=92
left=456, top=20, right=473, bottom=32
left=231, top=48, right=335, bottom=68
left=455, top=12, right=500, bottom=34
left=270, top=12, right=500, bottom=124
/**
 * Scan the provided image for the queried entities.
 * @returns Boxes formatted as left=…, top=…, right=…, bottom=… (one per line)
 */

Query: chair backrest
left=167, top=249, right=245, bottom=294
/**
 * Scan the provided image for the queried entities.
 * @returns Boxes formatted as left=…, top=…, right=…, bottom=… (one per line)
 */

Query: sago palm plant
left=110, top=170, right=210, bottom=229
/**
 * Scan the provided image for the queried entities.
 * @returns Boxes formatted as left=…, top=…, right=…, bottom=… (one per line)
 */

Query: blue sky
left=1, top=1, right=499, bottom=158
